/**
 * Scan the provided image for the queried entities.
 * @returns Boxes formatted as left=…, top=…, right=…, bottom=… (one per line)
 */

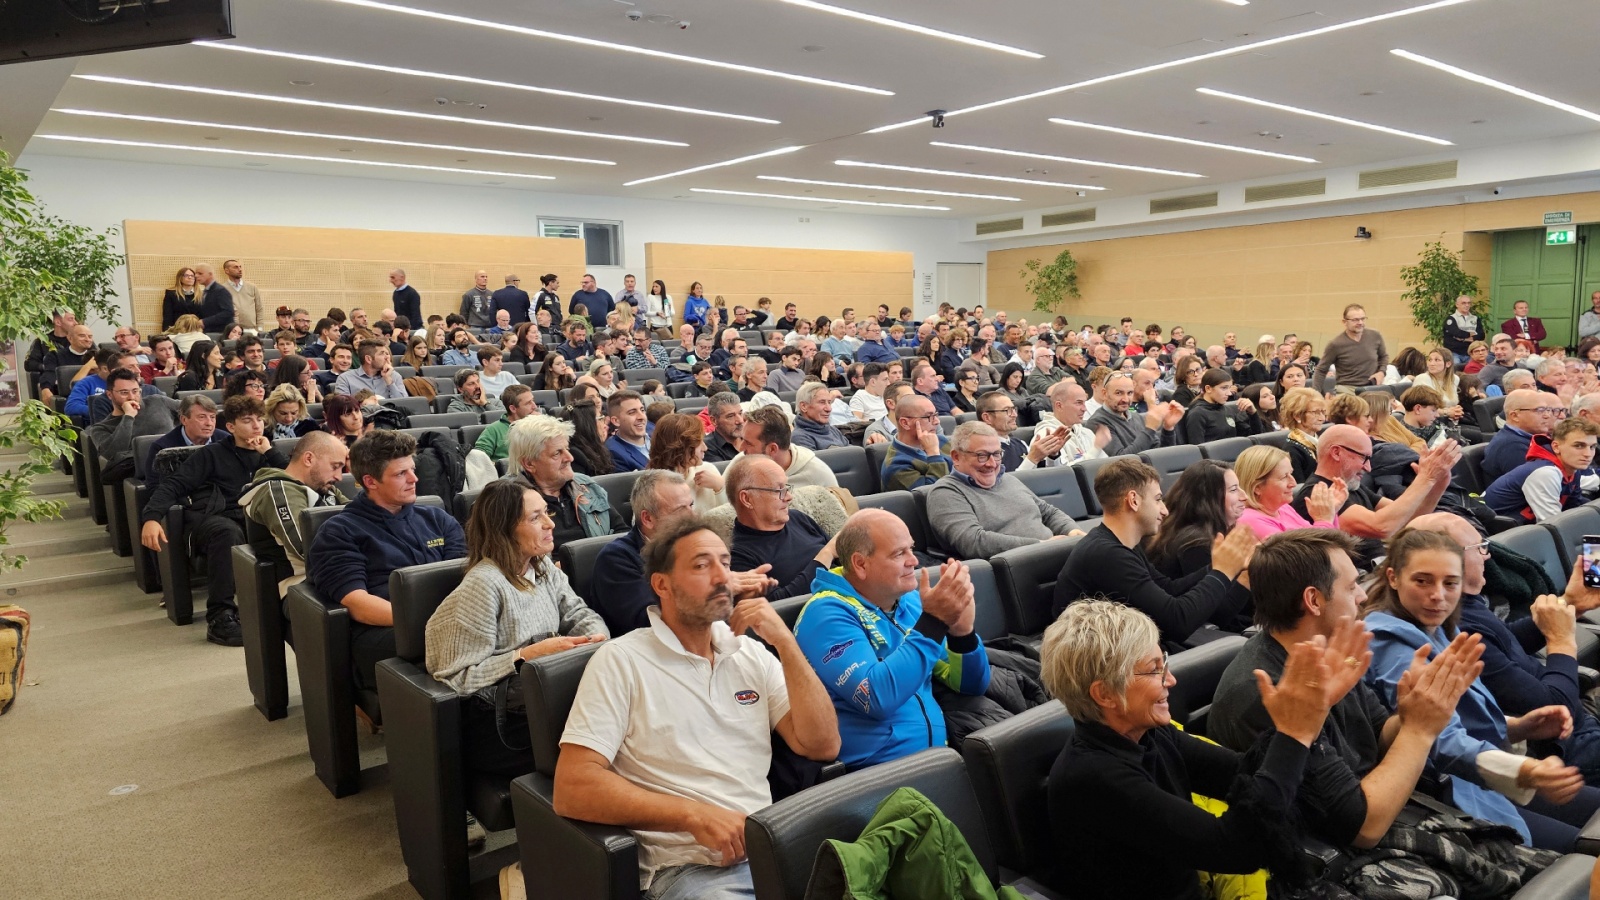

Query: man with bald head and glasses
left=926, top=422, right=1084, bottom=560
left=1483, top=388, right=1567, bottom=484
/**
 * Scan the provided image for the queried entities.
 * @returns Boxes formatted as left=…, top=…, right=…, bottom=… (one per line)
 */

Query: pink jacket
left=1238, top=504, right=1337, bottom=539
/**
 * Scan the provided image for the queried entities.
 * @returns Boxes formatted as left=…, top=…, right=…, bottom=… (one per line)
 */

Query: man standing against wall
left=460, top=270, right=494, bottom=329
left=570, top=274, right=614, bottom=330
left=389, top=268, right=422, bottom=328
left=492, top=274, right=530, bottom=325
left=1314, top=304, right=1388, bottom=394
left=222, top=259, right=264, bottom=333
left=195, top=263, right=235, bottom=331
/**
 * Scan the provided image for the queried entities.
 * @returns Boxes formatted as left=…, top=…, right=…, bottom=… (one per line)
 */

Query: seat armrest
left=510, top=773, right=639, bottom=900
left=159, top=503, right=194, bottom=625
left=286, top=585, right=359, bottom=797
left=375, top=657, right=471, bottom=900
left=1510, top=852, right=1594, bottom=900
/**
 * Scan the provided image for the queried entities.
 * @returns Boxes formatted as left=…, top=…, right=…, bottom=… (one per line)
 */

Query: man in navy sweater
left=388, top=268, right=423, bottom=328
left=307, top=430, right=465, bottom=692
left=569, top=273, right=614, bottom=330
left=492, top=274, right=531, bottom=325
left=1483, top=389, right=1563, bottom=484
left=589, top=470, right=696, bottom=635
left=727, top=456, right=838, bottom=601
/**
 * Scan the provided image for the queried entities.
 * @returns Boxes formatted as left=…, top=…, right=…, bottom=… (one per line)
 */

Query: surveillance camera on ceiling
left=678, top=19, right=690, bottom=29
left=927, top=109, right=947, bottom=129
left=434, top=97, right=449, bottom=105
left=625, top=9, right=642, bottom=20
left=1492, top=186, right=1504, bottom=195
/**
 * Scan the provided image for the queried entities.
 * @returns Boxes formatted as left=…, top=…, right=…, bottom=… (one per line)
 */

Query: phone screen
left=1585, top=538, right=1600, bottom=589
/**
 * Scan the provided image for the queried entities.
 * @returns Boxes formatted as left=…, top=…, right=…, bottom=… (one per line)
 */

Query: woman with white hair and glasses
left=1041, top=598, right=1368, bottom=900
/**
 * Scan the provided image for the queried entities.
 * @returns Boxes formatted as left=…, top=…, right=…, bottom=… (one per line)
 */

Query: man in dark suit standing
left=194, top=263, right=235, bottom=331
left=388, top=268, right=423, bottom=327
left=491, top=273, right=531, bottom=324
left=1501, top=300, right=1546, bottom=352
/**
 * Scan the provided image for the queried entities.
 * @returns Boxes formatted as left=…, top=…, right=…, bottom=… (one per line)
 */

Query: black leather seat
left=234, top=518, right=295, bottom=721
left=1459, top=442, right=1489, bottom=494
left=1251, top=430, right=1289, bottom=449
left=1010, top=466, right=1091, bottom=521
left=452, top=489, right=479, bottom=526
left=1510, top=852, right=1594, bottom=898
left=992, top=539, right=1076, bottom=639
left=1167, top=635, right=1248, bottom=736
left=592, top=470, right=644, bottom=524
left=1493, top=524, right=1568, bottom=594
left=1140, top=445, right=1201, bottom=490
left=961, top=703, right=1074, bottom=888
left=376, top=558, right=525, bottom=900
left=857, top=491, right=932, bottom=560
left=746, top=747, right=998, bottom=900
left=124, top=434, right=164, bottom=593
left=79, top=430, right=107, bottom=527
left=1474, top=396, right=1505, bottom=435
left=1198, top=436, right=1252, bottom=464
left=1542, top=506, right=1600, bottom=573
left=557, top=533, right=623, bottom=609
left=411, top=411, right=479, bottom=431
left=814, top=446, right=876, bottom=496
left=865, top=441, right=891, bottom=485
left=150, top=444, right=209, bottom=626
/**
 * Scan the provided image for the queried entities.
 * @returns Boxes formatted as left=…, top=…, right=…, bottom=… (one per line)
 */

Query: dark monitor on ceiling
left=0, top=0, right=234, bottom=66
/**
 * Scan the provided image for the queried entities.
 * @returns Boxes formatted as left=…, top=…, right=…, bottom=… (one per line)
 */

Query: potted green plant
left=1020, top=247, right=1081, bottom=314
left=0, top=150, right=124, bottom=570
left=1399, top=240, right=1484, bottom=345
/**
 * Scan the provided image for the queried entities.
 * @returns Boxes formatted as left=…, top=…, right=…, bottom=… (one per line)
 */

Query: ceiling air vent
left=1244, top=178, right=1326, bottom=203
left=975, top=217, right=1024, bottom=236
left=1041, top=208, right=1097, bottom=227
left=1358, top=160, right=1458, bottom=190
left=1149, top=191, right=1218, bottom=214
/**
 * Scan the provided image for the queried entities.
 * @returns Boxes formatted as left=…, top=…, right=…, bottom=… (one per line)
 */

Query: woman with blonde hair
left=1368, top=392, right=1425, bottom=452
left=1234, top=444, right=1342, bottom=538
left=1278, top=386, right=1327, bottom=482
left=263, top=385, right=310, bottom=439
left=162, top=266, right=203, bottom=330
left=169, top=313, right=207, bottom=354
left=647, top=413, right=726, bottom=514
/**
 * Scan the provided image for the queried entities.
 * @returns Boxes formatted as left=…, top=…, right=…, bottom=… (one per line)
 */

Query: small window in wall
left=538, top=218, right=622, bottom=268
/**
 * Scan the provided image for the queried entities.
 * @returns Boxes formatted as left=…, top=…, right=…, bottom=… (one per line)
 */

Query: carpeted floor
left=4, top=568, right=461, bottom=899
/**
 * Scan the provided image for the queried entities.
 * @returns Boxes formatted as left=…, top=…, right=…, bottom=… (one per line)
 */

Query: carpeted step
left=3, top=550, right=134, bottom=599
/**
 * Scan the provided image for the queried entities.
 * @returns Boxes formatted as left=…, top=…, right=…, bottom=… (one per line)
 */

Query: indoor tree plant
left=1020, top=247, right=1081, bottom=314
left=0, top=149, right=124, bottom=570
left=1400, top=239, right=1484, bottom=345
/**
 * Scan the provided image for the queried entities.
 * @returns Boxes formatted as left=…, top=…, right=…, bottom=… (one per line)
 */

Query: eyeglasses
left=1532, top=407, right=1568, bottom=416
left=1134, top=653, right=1170, bottom=680
left=906, top=412, right=940, bottom=424
left=1334, top=445, right=1373, bottom=464
left=745, top=485, right=793, bottom=500
left=984, top=406, right=1017, bottom=416
left=1463, top=539, right=1490, bottom=556
left=965, top=450, right=1005, bottom=464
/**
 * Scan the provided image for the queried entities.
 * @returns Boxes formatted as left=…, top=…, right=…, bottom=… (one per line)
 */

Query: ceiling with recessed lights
left=9, top=0, right=1600, bottom=221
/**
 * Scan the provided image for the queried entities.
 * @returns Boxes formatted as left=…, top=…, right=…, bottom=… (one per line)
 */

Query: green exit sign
left=1547, top=227, right=1577, bottom=245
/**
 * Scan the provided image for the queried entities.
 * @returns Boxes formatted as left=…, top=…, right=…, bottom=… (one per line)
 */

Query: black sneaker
left=207, top=613, right=244, bottom=647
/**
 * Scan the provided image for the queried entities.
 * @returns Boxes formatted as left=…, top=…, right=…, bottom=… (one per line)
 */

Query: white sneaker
left=499, top=862, right=526, bottom=900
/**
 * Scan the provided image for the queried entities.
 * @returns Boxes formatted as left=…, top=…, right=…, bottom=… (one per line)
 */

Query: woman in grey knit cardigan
left=425, top=479, right=609, bottom=776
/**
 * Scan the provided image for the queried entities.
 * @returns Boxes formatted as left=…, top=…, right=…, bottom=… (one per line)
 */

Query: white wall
left=13, top=153, right=983, bottom=329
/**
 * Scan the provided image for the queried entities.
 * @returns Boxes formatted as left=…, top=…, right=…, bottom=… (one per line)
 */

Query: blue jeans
left=645, top=861, right=755, bottom=900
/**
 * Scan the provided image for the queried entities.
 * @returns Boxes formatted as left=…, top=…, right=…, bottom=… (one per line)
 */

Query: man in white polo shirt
left=553, top=516, right=840, bottom=899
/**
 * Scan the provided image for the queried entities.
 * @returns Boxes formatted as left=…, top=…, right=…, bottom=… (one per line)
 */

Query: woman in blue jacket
left=1361, top=526, right=1600, bottom=850
left=682, top=281, right=709, bottom=331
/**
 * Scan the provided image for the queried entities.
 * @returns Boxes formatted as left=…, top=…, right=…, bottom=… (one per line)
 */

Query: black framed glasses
left=1334, top=445, right=1373, bottom=464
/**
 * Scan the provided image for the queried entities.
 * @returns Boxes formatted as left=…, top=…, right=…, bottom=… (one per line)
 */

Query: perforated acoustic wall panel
left=644, top=242, right=913, bottom=324
left=123, top=220, right=586, bottom=332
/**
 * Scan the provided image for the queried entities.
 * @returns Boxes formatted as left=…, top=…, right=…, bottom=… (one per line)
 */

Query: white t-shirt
left=561, top=609, right=791, bottom=888
left=849, top=390, right=887, bottom=422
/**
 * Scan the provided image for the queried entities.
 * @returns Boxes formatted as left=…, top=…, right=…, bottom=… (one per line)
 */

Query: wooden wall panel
left=987, top=191, right=1600, bottom=352
left=122, top=221, right=586, bottom=333
left=645, top=243, right=914, bottom=324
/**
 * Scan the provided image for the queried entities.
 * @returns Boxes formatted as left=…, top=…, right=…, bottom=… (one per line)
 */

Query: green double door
left=1491, top=225, right=1600, bottom=348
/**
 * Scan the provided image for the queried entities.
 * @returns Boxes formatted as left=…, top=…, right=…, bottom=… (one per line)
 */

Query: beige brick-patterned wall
left=644, top=242, right=914, bottom=326
left=123, top=220, right=586, bottom=333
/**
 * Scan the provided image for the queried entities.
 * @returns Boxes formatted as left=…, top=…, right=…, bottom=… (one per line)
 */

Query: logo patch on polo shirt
left=821, top=640, right=853, bottom=664
left=425, top=537, right=445, bottom=548
left=734, top=690, right=760, bottom=706
left=852, top=679, right=872, bottom=713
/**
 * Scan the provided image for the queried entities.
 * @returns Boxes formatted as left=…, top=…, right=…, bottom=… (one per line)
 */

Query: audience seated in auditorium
left=554, top=398, right=614, bottom=478
left=239, top=431, right=349, bottom=589
left=1235, top=445, right=1343, bottom=538
left=881, top=394, right=951, bottom=492
left=473, top=384, right=538, bottom=463
left=444, top=369, right=503, bottom=415
left=649, top=413, right=727, bottom=515
left=1032, top=380, right=1112, bottom=468
left=307, top=430, right=465, bottom=693
left=334, top=340, right=407, bottom=399
left=726, top=456, right=836, bottom=601
left=1278, top=387, right=1327, bottom=482
left=426, top=479, right=608, bottom=780
left=1291, top=424, right=1457, bottom=559
left=506, top=416, right=623, bottom=554
left=1361, top=527, right=1600, bottom=850
left=910, top=362, right=954, bottom=416
left=701, top=392, right=744, bottom=463
left=926, top=422, right=1082, bottom=559
left=735, top=405, right=837, bottom=490
left=796, top=509, right=988, bottom=768
left=791, top=381, right=849, bottom=451
left=1180, top=368, right=1263, bottom=443
left=90, top=368, right=178, bottom=479
left=848, top=363, right=890, bottom=422
left=142, top=396, right=290, bottom=647
left=767, top=346, right=806, bottom=395
left=589, top=471, right=708, bottom=636
left=1041, top=598, right=1352, bottom=900
left=1086, top=373, right=1183, bottom=456
left=602, top=391, right=650, bottom=473
left=1053, top=458, right=1255, bottom=647
left=1483, top=389, right=1564, bottom=484
left=1145, top=459, right=1244, bottom=583
left=553, top=515, right=838, bottom=899
left=1484, top=417, right=1599, bottom=523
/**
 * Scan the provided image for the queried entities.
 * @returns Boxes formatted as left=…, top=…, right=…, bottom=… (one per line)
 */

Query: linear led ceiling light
left=756, top=175, right=1021, bottom=201
left=322, top=0, right=892, bottom=95
left=835, top=160, right=1103, bottom=189
left=52, top=108, right=618, bottom=165
left=928, top=140, right=1204, bottom=177
left=1196, top=87, right=1452, bottom=144
left=865, top=0, right=1474, bottom=133
left=624, top=146, right=804, bottom=186
left=770, top=0, right=1040, bottom=58
left=1048, top=118, right=1318, bottom=162
left=198, top=43, right=778, bottom=125
left=71, top=74, right=686, bottom=146
left=35, top=135, right=556, bottom=179
left=1215, top=0, right=1250, bottom=6
left=1391, top=49, right=1600, bottom=124
left=691, top=188, right=949, bottom=210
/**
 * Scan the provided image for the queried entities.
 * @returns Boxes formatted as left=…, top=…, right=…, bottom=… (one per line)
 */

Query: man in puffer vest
left=1484, top=418, right=1599, bottom=524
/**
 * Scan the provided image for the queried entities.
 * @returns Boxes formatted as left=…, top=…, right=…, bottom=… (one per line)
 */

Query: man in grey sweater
left=1084, top=373, right=1184, bottom=457
left=926, top=422, right=1083, bottom=560
left=90, top=367, right=178, bottom=479
left=1313, top=303, right=1388, bottom=394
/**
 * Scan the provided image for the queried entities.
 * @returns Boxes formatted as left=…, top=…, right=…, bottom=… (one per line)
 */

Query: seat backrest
left=772, top=594, right=809, bottom=630
left=746, top=747, right=995, bottom=900
left=386, top=396, right=431, bottom=417
left=421, top=365, right=459, bottom=378
left=522, top=642, right=604, bottom=777
left=1251, top=430, right=1289, bottom=449
left=909, top=486, right=940, bottom=555
left=452, top=488, right=480, bottom=525
left=1010, top=466, right=1089, bottom=520
left=961, top=703, right=1074, bottom=876
left=154, top=375, right=180, bottom=397
left=813, top=446, right=875, bottom=496
left=625, top=367, right=665, bottom=385
left=1198, top=436, right=1252, bottom=464
left=301, top=494, right=442, bottom=548
left=555, top=533, right=622, bottom=607
left=937, top=415, right=956, bottom=436
left=1139, top=445, right=1202, bottom=491
left=272, top=437, right=299, bottom=458
left=1167, top=634, right=1248, bottom=735
left=460, top=423, right=489, bottom=450
left=1474, top=396, right=1505, bottom=434
left=531, top=389, right=558, bottom=409
left=992, top=538, right=1076, bottom=637
left=1460, top=442, right=1489, bottom=495
left=865, top=441, right=892, bottom=483
left=132, top=433, right=162, bottom=480
left=410, top=411, right=479, bottom=431
left=388, top=559, right=469, bottom=661
left=959, top=559, right=1010, bottom=643
left=592, top=470, right=643, bottom=524
left=1073, top=455, right=1122, bottom=516
left=672, top=397, right=706, bottom=413
left=1543, top=506, right=1600, bottom=571
left=857, top=490, right=929, bottom=553
left=1492, top=524, right=1568, bottom=593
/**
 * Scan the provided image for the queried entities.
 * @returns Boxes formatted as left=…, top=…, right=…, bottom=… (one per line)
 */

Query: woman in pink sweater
left=1234, top=444, right=1344, bottom=538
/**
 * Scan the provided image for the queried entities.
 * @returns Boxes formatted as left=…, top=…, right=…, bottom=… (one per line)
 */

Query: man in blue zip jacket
left=307, top=429, right=465, bottom=693
left=795, top=509, right=990, bottom=768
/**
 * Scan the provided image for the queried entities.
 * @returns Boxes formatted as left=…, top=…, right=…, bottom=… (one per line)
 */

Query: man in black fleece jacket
left=1180, top=368, right=1263, bottom=444
left=141, top=395, right=288, bottom=646
left=1053, top=458, right=1257, bottom=649
left=726, top=456, right=837, bottom=600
